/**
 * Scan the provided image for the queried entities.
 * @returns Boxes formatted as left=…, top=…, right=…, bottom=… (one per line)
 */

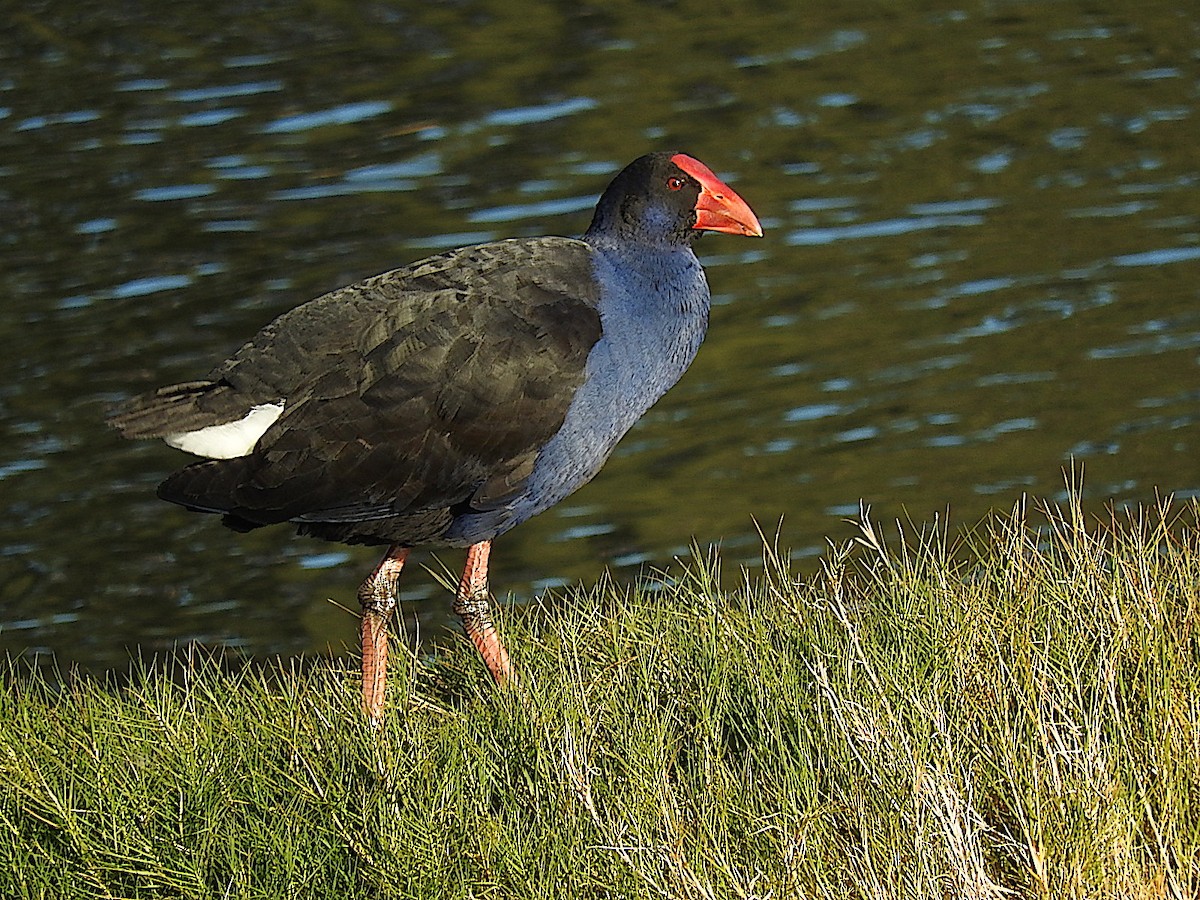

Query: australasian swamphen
left=108, top=151, right=762, bottom=718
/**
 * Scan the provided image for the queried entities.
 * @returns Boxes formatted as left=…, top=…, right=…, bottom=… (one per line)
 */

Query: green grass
left=2, top=492, right=1198, bottom=899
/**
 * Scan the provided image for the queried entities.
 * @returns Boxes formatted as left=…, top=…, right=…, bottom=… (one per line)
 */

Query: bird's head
left=586, top=152, right=763, bottom=247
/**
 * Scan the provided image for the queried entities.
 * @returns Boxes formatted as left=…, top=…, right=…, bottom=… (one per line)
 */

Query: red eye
left=667, top=176, right=685, bottom=191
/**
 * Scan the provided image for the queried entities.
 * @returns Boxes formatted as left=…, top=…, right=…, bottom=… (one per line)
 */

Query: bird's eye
left=667, top=176, right=685, bottom=191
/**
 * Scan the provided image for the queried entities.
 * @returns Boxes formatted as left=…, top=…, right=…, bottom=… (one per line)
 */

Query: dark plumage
left=109, top=151, right=762, bottom=718
left=118, top=239, right=601, bottom=545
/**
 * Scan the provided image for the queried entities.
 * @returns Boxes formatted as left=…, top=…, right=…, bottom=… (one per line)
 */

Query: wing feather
left=128, top=237, right=603, bottom=539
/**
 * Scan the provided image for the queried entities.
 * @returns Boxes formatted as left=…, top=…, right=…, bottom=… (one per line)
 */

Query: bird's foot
left=357, top=547, right=409, bottom=723
left=453, top=540, right=516, bottom=686
left=453, top=586, right=516, bottom=686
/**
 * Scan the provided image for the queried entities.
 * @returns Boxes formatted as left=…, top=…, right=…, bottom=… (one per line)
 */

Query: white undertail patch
left=164, top=402, right=284, bottom=459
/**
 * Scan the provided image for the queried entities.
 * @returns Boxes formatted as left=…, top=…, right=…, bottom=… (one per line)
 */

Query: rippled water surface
left=2, top=2, right=1198, bottom=671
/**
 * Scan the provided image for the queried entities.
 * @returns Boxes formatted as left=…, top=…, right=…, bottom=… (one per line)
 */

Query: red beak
left=672, top=153, right=763, bottom=238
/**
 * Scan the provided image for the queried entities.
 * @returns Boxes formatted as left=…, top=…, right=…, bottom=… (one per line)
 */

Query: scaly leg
left=357, top=545, right=410, bottom=721
left=452, top=540, right=515, bottom=684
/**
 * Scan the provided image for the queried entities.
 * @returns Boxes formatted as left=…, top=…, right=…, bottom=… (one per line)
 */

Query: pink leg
left=452, top=540, right=515, bottom=685
left=357, top=546, right=410, bottom=721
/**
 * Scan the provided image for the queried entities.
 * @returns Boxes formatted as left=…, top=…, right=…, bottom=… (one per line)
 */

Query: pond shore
left=2, top=493, right=1197, bottom=898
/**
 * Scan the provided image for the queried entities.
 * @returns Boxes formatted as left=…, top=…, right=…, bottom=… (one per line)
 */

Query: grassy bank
left=2, top=494, right=1198, bottom=899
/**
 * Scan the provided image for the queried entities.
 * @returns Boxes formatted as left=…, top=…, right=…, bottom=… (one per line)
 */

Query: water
left=1, top=2, right=1197, bottom=672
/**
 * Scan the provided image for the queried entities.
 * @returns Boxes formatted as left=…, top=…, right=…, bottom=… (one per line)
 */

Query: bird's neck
left=586, top=235, right=706, bottom=306
left=594, top=246, right=706, bottom=325
left=588, top=239, right=711, bottom=381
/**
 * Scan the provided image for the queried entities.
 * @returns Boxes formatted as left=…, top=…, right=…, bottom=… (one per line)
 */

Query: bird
left=108, top=151, right=762, bottom=719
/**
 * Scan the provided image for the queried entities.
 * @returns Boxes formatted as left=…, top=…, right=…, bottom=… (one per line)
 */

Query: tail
left=113, top=381, right=292, bottom=533
left=157, top=458, right=291, bottom=532
left=107, top=380, right=251, bottom=439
